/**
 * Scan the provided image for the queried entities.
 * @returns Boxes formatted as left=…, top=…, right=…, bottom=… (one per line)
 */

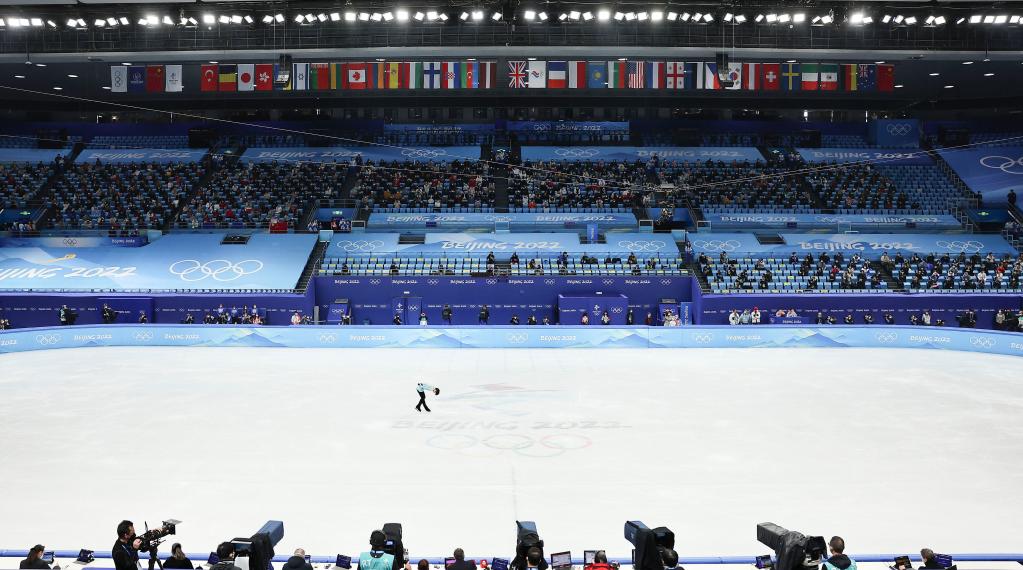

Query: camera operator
left=661, top=549, right=681, bottom=570
left=59, top=305, right=75, bottom=326
left=918, top=550, right=943, bottom=570
left=524, top=548, right=543, bottom=570
left=102, top=304, right=117, bottom=324
left=359, top=531, right=397, bottom=570
left=20, top=545, right=50, bottom=569
left=113, top=520, right=147, bottom=570
left=163, top=544, right=192, bottom=570
left=210, top=543, right=242, bottom=570
left=821, top=537, right=856, bottom=570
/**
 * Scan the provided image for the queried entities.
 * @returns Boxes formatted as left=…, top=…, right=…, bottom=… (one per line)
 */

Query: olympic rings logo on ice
left=934, top=240, right=985, bottom=253
left=875, top=332, right=898, bottom=344
left=133, top=331, right=154, bottom=342
left=544, top=279, right=556, bottom=285
left=486, top=279, right=498, bottom=285
left=401, top=148, right=448, bottom=159
left=318, top=333, right=337, bottom=344
left=426, top=433, right=592, bottom=457
left=979, top=155, right=1023, bottom=175
left=427, top=279, right=440, bottom=286
left=337, top=240, right=385, bottom=252
left=505, top=333, right=529, bottom=344
left=369, top=279, right=382, bottom=285
left=970, top=336, right=996, bottom=349
left=169, top=259, right=264, bottom=282
left=554, top=148, right=599, bottom=158
left=693, top=239, right=742, bottom=253
left=886, top=123, right=913, bottom=136
left=617, top=240, right=666, bottom=252
left=35, top=333, right=61, bottom=346
left=691, top=332, right=714, bottom=344
left=62, top=238, right=79, bottom=247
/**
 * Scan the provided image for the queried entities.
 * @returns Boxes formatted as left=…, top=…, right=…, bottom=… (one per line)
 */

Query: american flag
left=508, top=61, right=527, bottom=88
left=627, top=61, right=645, bottom=88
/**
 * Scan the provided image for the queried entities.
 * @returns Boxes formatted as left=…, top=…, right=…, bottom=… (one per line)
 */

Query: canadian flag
left=345, top=63, right=367, bottom=89
left=237, top=64, right=255, bottom=91
left=255, top=64, right=273, bottom=91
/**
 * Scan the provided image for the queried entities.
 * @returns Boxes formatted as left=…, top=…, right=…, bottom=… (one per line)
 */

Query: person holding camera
left=59, top=305, right=75, bottom=326
left=20, top=545, right=50, bottom=569
left=359, top=531, right=396, bottom=570
left=210, top=543, right=242, bottom=570
left=102, top=304, right=117, bottom=324
left=113, top=520, right=147, bottom=570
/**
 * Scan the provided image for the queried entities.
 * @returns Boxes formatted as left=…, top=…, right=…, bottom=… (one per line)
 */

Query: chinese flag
left=146, top=65, right=164, bottom=92
left=255, top=64, right=274, bottom=91
left=877, top=64, right=895, bottom=92
left=200, top=65, right=218, bottom=92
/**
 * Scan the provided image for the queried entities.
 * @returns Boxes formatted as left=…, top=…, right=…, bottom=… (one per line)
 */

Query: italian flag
left=801, top=63, right=820, bottom=91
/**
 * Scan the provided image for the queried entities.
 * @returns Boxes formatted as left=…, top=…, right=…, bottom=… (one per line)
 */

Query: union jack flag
left=508, top=61, right=527, bottom=88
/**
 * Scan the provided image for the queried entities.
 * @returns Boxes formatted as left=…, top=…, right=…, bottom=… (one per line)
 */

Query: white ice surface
left=0, top=347, right=1021, bottom=560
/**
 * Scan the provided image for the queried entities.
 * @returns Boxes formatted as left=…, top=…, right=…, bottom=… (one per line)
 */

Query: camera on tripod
left=756, top=523, right=826, bottom=570
left=138, top=520, right=180, bottom=552
left=511, top=521, right=547, bottom=570
left=381, top=523, right=408, bottom=570
left=230, top=521, right=284, bottom=570
left=624, top=521, right=676, bottom=570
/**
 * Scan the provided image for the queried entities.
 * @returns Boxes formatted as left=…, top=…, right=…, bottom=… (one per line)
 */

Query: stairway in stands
left=296, top=240, right=329, bottom=292
left=27, top=141, right=86, bottom=231
left=493, top=164, right=510, bottom=212
left=873, top=260, right=904, bottom=292
left=163, top=147, right=232, bottom=231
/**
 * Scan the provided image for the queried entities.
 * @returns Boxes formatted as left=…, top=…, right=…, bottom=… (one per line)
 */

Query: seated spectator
left=211, top=543, right=242, bottom=570
left=20, top=545, right=49, bottom=570
left=449, top=550, right=476, bottom=570
left=164, top=544, right=193, bottom=570
left=584, top=551, right=613, bottom=570
left=918, top=550, right=943, bottom=570
left=282, top=549, right=314, bottom=570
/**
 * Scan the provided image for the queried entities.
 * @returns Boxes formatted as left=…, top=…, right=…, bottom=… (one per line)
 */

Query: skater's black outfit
left=416, top=382, right=436, bottom=412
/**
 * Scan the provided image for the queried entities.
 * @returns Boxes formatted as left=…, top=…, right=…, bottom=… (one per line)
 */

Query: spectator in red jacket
left=584, top=552, right=613, bottom=570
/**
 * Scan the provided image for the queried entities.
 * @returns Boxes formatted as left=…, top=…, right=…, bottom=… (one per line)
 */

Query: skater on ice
left=416, top=382, right=439, bottom=412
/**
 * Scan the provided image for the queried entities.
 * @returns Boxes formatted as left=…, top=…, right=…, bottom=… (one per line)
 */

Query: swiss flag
left=344, top=63, right=367, bottom=89
left=255, top=64, right=273, bottom=91
left=761, top=63, right=781, bottom=91
left=201, top=64, right=218, bottom=92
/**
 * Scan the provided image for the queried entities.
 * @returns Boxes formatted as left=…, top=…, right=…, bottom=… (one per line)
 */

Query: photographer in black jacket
left=113, top=520, right=147, bottom=570
left=101, top=304, right=117, bottom=324
left=20, top=545, right=50, bottom=569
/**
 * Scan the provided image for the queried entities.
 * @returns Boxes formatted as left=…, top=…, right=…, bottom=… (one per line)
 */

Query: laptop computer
left=335, top=556, right=352, bottom=569
left=583, top=552, right=597, bottom=566
left=551, top=552, right=572, bottom=570
left=892, top=556, right=913, bottom=570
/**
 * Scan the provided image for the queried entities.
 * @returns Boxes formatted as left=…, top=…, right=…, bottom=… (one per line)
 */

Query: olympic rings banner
left=519, top=146, right=765, bottom=162
left=702, top=213, right=961, bottom=231
left=688, top=232, right=1016, bottom=259
left=937, top=147, right=1023, bottom=204
left=0, top=234, right=316, bottom=291
left=795, top=148, right=934, bottom=165
left=240, top=146, right=481, bottom=164
left=367, top=212, right=637, bottom=232
left=328, top=233, right=678, bottom=257
left=5, top=324, right=1023, bottom=356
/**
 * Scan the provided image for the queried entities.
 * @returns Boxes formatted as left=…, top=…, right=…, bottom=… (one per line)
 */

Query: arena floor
left=1, top=347, right=1021, bottom=560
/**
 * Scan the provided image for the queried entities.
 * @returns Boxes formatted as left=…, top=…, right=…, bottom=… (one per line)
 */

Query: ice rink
left=1, top=346, right=1022, bottom=560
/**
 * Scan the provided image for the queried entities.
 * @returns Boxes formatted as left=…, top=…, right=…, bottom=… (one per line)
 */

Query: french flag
left=547, top=61, right=567, bottom=88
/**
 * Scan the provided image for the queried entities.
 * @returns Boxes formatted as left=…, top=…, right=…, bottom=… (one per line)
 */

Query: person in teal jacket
left=359, top=531, right=395, bottom=570
left=821, top=537, right=856, bottom=570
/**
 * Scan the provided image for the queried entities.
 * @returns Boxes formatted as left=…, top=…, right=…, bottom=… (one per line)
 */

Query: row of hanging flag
left=109, top=61, right=896, bottom=93
left=508, top=61, right=896, bottom=91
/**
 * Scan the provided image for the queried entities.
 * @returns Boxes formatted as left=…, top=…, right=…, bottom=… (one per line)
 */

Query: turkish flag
left=761, top=63, right=781, bottom=91
left=146, top=65, right=164, bottom=92
left=255, top=64, right=274, bottom=91
left=200, top=64, right=218, bottom=92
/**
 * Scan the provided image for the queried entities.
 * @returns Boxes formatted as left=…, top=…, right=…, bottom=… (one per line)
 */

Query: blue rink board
left=3, top=325, right=1023, bottom=356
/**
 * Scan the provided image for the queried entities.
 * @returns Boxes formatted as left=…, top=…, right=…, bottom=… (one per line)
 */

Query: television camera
left=230, top=521, right=284, bottom=570
left=756, top=523, right=826, bottom=570
left=624, top=521, right=676, bottom=570
left=136, top=520, right=180, bottom=570
left=511, top=521, right=547, bottom=570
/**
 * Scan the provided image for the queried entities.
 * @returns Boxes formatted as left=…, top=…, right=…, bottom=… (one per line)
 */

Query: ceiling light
left=244, top=15, right=253, bottom=23
left=724, top=13, right=733, bottom=21
left=703, top=13, right=713, bottom=22
left=755, top=14, right=764, bottom=22
left=294, top=14, right=304, bottom=22
left=120, top=16, right=130, bottom=25
left=414, top=11, right=425, bottom=20
left=792, top=13, right=804, bottom=22
left=692, top=12, right=701, bottom=21
left=637, top=11, right=649, bottom=21
left=969, top=15, right=981, bottom=23
left=18, top=18, right=29, bottom=26
left=875, top=60, right=885, bottom=64
left=383, top=12, right=395, bottom=21
left=459, top=11, right=469, bottom=20
left=358, top=12, right=369, bottom=21
left=1009, top=15, right=1020, bottom=23
left=944, top=85, right=954, bottom=88
left=524, top=10, right=536, bottom=20
left=569, top=10, right=581, bottom=20
left=274, top=14, right=284, bottom=22
left=994, top=15, right=1007, bottom=24
left=651, top=11, right=663, bottom=21
left=894, top=15, right=904, bottom=23
left=597, top=9, right=610, bottom=21
left=925, top=15, right=935, bottom=24
left=53, top=86, right=62, bottom=90
left=955, top=17, right=965, bottom=24
left=220, top=15, right=231, bottom=23
left=558, top=13, right=568, bottom=21
left=102, top=86, right=110, bottom=90
left=850, top=12, right=863, bottom=24
left=929, top=72, right=940, bottom=76
left=904, top=16, right=916, bottom=24
left=881, top=14, right=891, bottom=22
left=581, top=11, right=592, bottom=20
left=614, top=11, right=625, bottom=20
left=862, top=16, right=873, bottom=23
left=95, top=18, right=106, bottom=26
left=345, top=11, right=356, bottom=21
left=202, top=14, right=215, bottom=24
left=425, top=11, right=437, bottom=20
left=316, top=13, right=327, bottom=22
left=894, top=84, right=903, bottom=88
left=35, top=63, right=46, bottom=67
left=984, top=72, right=995, bottom=77
left=983, top=15, right=994, bottom=23
left=625, top=12, right=636, bottom=20
left=67, top=73, right=77, bottom=78
left=439, top=14, right=448, bottom=20
left=65, top=18, right=75, bottom=26
left=779, top=13, right=791, bottom=23
left=471, top=10, right=483, bottom=20
left=14, top=74, right=24, bottom=79
left=230, top=15, right=243, bottom=24
left=209, top=60, right=218, bottom=64
left=766, top=13, right=777, bottom=22
left=30, top=18, right=42, bottom=26
left=370, top=12, right=382, bottom=21
left=962, top=61, right=974, bottom=65
left=46, top=19, right=56, bottom=27
left=396, top=10, right=408, bottom=21
left=122, top=62, right=132, bottom=65
left=821, top=15, right=833, bottom=24
left=492, top=11, right=502, bottom=20
left=262, top=15, right=274, bottom=23
left=537, top=11, right=546, bottom=20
